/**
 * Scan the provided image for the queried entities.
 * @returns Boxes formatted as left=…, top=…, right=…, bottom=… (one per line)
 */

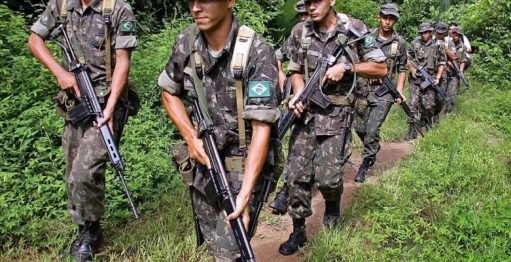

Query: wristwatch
left=343, top=63, right=352, bottom=72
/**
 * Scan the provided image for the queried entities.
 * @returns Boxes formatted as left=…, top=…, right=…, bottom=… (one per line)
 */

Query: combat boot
left=323, top=200, right=341, bottom=228
left=279, top=218, right=307, bottom=255
left=71, top=221, right=102, bottom=262
left=404, top=124, right=417, bottom=141
left=269, top=184, right=288, bottom=214
left=354, top=158, right=374, bottom=183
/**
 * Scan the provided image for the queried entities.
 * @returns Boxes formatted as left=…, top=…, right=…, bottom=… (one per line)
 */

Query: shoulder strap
left=187, top=25, right=213, bottom=126
left=231, top=25, right=255, bottom=150
left=102, top=0, right=116, bottom=87
left=388, top=40, right=399, bottom=77
left=60, top=0, right=68, bottom=19
left=300, top=21, right=311, bottom=81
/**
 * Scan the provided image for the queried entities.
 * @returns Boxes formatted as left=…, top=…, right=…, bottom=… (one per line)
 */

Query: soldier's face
left=452, top=32, right=460, bottom=43
left=305, top=0, right=334, bottom=22
left=420, top=31, right=432, bottom=42
left=299, top=13, right=310, bottom=22
left=378, top=14, right=397, bottom=32
left=448, top=26, right=455, bottom=36
left=188, top=0, right=235, bottom=32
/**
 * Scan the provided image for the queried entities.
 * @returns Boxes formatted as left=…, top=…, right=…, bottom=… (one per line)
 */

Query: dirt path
left=252, top=142, right=414, bottom=262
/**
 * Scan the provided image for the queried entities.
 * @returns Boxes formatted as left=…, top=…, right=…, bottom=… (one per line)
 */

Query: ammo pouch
left=374, top=85, right=390, bottom=97
left=53, top=90, right=94, bottom=124
left=171, top=141, right=195, bottom=186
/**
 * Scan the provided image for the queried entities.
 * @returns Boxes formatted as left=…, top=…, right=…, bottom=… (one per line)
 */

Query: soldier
left=406, top=23, right=446, bottom=140
left=279, top=0, right=387, bottom=255
left=435, top=21, right=456, bottom=117
left=445, top=26, right=468, bottom=112
left=269, top=0, right=310, bottom=215
left=158, top=0, right=279, bottom=260
left=352, top=3, right=407, bottom=183
left=28, top=0, right=137, bottom=260
left=276, top=0, right=310, bottom=91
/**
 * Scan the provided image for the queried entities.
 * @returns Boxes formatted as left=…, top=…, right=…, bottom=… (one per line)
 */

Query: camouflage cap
left=417, top=22, right=434, bottom=33
left=294, top=0, right=307, bottom=14
left=452, top=26, right=464, bottom=35
left=436, top=21, right=448, bottom=34
left=380, top=3, right=399, bottom=19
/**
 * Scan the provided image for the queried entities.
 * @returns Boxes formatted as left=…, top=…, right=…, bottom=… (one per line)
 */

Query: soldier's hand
left=322, top=63, right=346, bottom=84
left=97, top=106, right=115, bottom=132
left=188, top=136, right=211, bottom=168
left=57, top=71, right=80, bottom=99
left=288, top=95, right=305, bottom=118
left=434, top=77, right=440, bottom=85
left=411, top=69, right=418, bottom=79
left=226, top=189, right=251, bottom=231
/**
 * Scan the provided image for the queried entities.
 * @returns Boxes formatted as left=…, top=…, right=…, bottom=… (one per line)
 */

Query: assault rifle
left=410, top=59, right=448, bottom=100
left=451, top=61, right=469, bottom=93
left=192, top=99, right=256, bottom=262
left=277, top=35, right=353, bottom=139
left=339, top=107, right=354, bottom=160
left=54, top=24, right=140, bottom=219
left=375, top=77, right=424, bottom=137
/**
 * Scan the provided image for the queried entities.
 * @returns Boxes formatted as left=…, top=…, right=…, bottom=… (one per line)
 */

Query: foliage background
left=1, top=0, right=510, bottom=259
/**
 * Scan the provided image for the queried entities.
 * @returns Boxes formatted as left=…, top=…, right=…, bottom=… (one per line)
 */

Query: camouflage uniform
left=284, top=14, right=386, bottom=219
left=354, top=28, right=407, bottom=163
left=445, top=37, right=468, bottom=111
left=408, top=32, right=446, bottom=129
left=30, top=0, right=137, bottom=225
left=159, top=18, right=279, bottom=261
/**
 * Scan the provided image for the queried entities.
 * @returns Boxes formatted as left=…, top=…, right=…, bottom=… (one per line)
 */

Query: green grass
left=1, top=186, right=209, bottom=261
left=305, top=83, right=511, bottom=261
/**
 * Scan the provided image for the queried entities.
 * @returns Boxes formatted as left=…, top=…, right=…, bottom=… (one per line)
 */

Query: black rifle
left=376, top=77, right=425, bottom=137
left=451, top=61, right=470, bottom=93
left=277, top=36, right=352, bottom=139
left=339, top=107, right=354, bottom=160
left=192, top=99, right=256, bottom=262
left=410, top=59, right=448, bottom=100
left=248, top=172, right=277, bottom=238
left=54, top=24, right=140, bottom=220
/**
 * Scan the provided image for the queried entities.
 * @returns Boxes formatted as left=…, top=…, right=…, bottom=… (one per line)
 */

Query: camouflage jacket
left=31, top=0, right=137, bottom=91
left=158, top=18, right=279, bottom=154
left=447, top=40, right=468, bottom=65
left=286, top=13, right=386, bottom=136
left=370, top=28, right=408, bottom=77
left=408, top=38, right=446, bottom=75
left=275, top=35, right=293, bottom=62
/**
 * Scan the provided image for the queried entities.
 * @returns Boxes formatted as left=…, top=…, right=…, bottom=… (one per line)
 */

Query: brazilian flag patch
left=248, top=81, right=271, bottom=98
left=120, top=20, right=136, bottom=33
left=364, top=35, right=375, bottom=47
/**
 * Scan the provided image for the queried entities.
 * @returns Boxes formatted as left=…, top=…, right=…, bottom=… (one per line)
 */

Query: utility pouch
left=375, top=85, right=390, bottom=97
left=171, top=141, right=195, bottom=186
left=67, top=103, right=94, bottom=125
left=53, top=90, right=71, bottom=118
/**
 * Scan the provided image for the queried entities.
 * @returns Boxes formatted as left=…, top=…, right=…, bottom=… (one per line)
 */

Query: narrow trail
left=252, top=141, right=414, bottom=262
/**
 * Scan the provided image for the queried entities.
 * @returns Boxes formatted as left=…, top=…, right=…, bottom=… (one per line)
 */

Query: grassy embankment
left=306, top=83, right=511, bottom=261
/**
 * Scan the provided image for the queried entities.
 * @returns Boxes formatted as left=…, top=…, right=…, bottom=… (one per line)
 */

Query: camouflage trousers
left=283, top=116, right=352, bottom=219
left=191, top=167, right=261, bottom=262
left=409, top=79, right=444, bottom=128
left=62, top=121, right=108, bottom=225
left=445, top=74, right=460, bottom=112
left=354, top=91, right=394, bottom=161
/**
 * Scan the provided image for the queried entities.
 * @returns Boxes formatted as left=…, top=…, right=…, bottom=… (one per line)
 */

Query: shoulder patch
left=248, top=81, right=271, bottom=98
left=120, top=20, right=136, bottom=33
left=364, top=35, right=375, bottom=47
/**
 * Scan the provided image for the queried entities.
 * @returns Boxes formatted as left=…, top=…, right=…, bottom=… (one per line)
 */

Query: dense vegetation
left=1, top=0, right=509, bottom=260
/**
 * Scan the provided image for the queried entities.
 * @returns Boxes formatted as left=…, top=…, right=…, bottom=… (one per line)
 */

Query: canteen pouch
left=171, top=141, right=195, bottom=186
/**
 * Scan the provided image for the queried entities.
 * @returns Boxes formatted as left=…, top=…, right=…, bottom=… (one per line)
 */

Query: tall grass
left=305, top=83, right=511, bottom=261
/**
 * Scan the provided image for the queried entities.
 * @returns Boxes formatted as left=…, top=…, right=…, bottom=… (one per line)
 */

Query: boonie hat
left=418, top=22, right=434, bottom=33
left=380, top=3, right=399, bottom=19
left=295, top=0, right=307, bottom=14
left=436, top=21, right=448, bottom=34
